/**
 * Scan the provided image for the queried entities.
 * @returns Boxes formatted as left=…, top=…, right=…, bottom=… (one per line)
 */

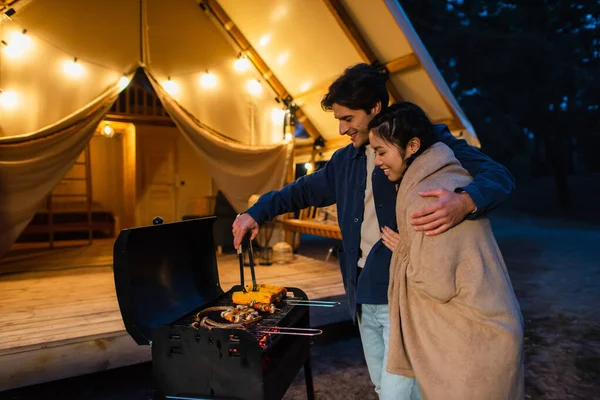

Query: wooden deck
left=0, top=240, right=345, bottom=391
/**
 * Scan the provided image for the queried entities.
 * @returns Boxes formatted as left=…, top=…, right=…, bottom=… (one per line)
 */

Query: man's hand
left=380, top=226, right=400, bottom=251
left=410, top=189, right=476, bottom=236
left=232, top=213, right=260, bottom=249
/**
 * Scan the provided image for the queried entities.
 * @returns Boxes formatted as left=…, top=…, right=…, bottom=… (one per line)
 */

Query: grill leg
left=304, top=355, right=315, bottom=400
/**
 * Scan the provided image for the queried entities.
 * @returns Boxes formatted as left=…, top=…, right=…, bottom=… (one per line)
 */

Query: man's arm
left=232, top=151, right=338, bottom=248
left=435, top=125, right=515, bottom=216
left=411, top=124, right=515, bottom=235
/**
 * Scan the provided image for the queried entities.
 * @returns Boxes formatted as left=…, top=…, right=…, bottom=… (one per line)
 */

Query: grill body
left=153, top=287, right=311, bottom=400
left=113, top=217, right=315, bottom=400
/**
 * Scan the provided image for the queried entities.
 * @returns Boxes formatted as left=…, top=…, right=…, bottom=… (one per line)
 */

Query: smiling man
left=232, top=63, right=515, bottom=399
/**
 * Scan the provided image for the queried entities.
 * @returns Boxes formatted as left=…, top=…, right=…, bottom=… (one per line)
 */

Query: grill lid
left=113, top=216, right=223, bottom=345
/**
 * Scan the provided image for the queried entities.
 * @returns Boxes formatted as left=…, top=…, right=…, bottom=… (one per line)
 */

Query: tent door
left=139, top=135, right=178, bottom=225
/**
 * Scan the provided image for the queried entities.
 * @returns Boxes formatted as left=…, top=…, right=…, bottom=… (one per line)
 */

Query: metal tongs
left=237, top=234, right=258, bottom=292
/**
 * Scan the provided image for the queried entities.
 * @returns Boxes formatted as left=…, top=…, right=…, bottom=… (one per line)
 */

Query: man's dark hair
left=321, top=63, right=389, bottom=113
left=368, top=102, right=436, bottom=166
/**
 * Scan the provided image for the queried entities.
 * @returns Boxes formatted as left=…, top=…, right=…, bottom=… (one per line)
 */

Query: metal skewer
left=256, top=326, right=322, bottom=337
left=286, top=299, right=341, bottom=308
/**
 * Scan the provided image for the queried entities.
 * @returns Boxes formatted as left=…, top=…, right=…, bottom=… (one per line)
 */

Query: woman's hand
left=380, top=226, right=400, bottom=251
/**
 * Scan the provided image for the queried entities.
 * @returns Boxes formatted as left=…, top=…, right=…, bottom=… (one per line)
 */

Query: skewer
left=256, top=326, right=323, bottom=336
left=286, top=299, right=341, bottom=308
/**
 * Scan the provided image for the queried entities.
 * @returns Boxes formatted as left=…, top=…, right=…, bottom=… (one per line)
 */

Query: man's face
left=332, top=102, right=381, bottom=148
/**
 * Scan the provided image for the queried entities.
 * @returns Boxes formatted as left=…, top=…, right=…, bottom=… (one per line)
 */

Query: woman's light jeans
left=358, top=303, right=422, bottom=400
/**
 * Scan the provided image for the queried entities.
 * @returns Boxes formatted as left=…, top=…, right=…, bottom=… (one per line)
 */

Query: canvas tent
left=0, top=0, right=478, bottom=259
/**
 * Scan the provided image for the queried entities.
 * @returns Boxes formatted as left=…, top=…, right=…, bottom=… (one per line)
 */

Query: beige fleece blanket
left=387, top=143, right=524, bottom=400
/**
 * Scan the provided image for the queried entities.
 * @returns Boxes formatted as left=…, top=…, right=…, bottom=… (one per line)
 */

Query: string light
left=0, top=89, right=18, bottom=109
left=162, top=77, right=179, bottom=96
left=247, top=79, right=263, bottom=97
left=2, top=29, right=31, bottom=58
left=118, top=75, right=131, bottom=90
left=299, top=81, right=312, bottom=93
left=101, top=122, right=115, bottom=138
left=233, top=53, right=251, bottom=72
left=271, top=108, right=286, bottom=124
left=200, top=71, right=217, bottom=88
left=277, top=52, right=289, bottom=66
left=63, top=57, right=84, bottom=78
left=258, top=34, right=271, bottom=47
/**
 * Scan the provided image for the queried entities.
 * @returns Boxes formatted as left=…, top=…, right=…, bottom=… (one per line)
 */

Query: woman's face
left=369, top=131, right=407, bottom=181
left=369, top=131, right=419, bottom=182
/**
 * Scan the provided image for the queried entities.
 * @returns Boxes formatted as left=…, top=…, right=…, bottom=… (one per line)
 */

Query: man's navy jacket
left=246, top=124, right=515, bottom=317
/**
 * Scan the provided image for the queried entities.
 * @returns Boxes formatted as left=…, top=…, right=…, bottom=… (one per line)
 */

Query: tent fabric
left=0, top=80, right=124, bottom=258
left=145, top=68, right=293, bottom=214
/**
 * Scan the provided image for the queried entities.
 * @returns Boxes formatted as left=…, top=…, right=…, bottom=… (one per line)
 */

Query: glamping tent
left=0, top=0, right=478, bottom=260
left=0, top=0, right=482, bottom=391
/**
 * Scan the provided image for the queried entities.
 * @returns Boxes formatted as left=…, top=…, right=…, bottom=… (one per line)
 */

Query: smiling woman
left=367, top=102, right=525, bottom=400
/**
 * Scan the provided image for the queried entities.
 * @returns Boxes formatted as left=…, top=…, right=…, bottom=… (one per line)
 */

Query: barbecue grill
left=113, top=216, right=320, bottom=400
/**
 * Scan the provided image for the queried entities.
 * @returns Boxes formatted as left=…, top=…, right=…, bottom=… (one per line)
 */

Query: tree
left=401, top=0, right=600, bottom=208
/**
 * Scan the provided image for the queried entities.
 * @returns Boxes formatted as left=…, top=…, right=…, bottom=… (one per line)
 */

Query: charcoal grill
left=113, top=216, right=316, bottom=400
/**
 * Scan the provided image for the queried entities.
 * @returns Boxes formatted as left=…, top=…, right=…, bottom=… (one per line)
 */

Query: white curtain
left=145, top=68, right=293, bottom=213
left=0, top=81, right=125, bottom=259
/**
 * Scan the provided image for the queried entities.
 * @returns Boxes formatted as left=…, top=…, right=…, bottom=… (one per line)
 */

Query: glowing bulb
left=0, top=90, right=18, bottom=109
left=162, top=78, right=179, bottom=96
left=277, top=52, right=289, bottom=66
left=247, top=79, right=263, bottom=97
left=2, top=30, right=31, bottom=58
left=64, top=58, right=84, bottom=78
left=118, top=76, right=130, bottom=90
left=284, top=133, right=293, bottom=141
left=200, top=71, right=217, bottom=88
left=234, top=55, right=251, bottom=72
left=258, top=34, right=271, bottom=47
left=304, top=163, right=313, bottom=172
left=299, top=81, right=312, bottom=93
left=101, top=123, right=115, bottom=138
left=271, top=108, right=286, bottom=124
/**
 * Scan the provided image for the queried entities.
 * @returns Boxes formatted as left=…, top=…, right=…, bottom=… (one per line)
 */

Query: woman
left=368, top=102, right=524, bottom=400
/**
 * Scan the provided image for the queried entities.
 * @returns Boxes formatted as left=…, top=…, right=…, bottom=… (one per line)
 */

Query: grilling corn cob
left=231, top=284, right=287, bottom=305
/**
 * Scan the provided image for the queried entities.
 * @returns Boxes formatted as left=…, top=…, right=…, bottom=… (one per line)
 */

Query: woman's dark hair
left=368, top=102, right=436, bottom=167
left=321, top=63, right=389, bottom=113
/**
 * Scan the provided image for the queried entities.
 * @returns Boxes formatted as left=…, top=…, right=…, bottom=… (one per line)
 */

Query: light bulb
left=247, top=79, right=262, bottom=97
left=200, top=71, right=217, bottom=88
left=234, top=56, right=251, bottom=72
left=299, top=81, right=312, bottom=93
left=277, top=52, right=289, bottom=66
left=162, top=78, right=179, bottom=96
left=271, top=108, right=286, bottom=124
left=2, top=30, right=31, bottom=58
left=284, top=133, right=293, bottom=141
left=118, top=76, right=130, bottom=90
left=304, top=163, right=313, bottom=172
left=258, top=34, right=271, bottom=47
left=102, top=123, right=115, bottom=138
left=64, top=58, right=84, bottom=78
left=0, top=90, right=18, bottom=109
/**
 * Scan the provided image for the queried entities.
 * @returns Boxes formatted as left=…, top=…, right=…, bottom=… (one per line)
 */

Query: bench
left=280, top=205, right=342, bottom=244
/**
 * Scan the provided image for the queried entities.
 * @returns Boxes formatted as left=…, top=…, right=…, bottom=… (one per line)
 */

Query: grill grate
left=171, top=289, right=301, bottom=348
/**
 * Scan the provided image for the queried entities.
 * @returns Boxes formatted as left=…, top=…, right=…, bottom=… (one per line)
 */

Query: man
left=232, top=63, right=515, bottom=399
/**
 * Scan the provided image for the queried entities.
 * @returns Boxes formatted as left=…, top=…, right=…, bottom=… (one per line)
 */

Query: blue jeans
left=358, top=303, right=422, bottom=400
